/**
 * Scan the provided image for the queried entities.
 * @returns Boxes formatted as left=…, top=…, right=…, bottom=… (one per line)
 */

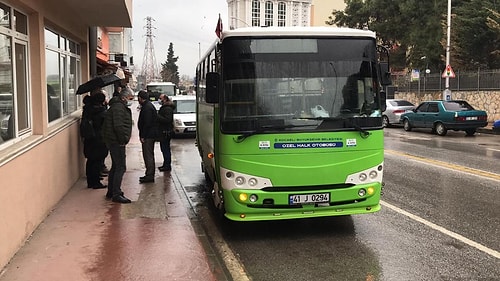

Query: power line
left=141, top=16, right=159, bottom=84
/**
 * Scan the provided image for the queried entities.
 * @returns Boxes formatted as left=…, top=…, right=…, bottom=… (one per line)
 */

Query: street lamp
left=421, top=56, right=430, bottom=92
left=443, top=0, right=452, bottom=100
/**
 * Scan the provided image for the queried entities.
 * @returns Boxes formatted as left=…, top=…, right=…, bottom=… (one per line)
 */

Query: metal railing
left=393, top=69, right=500, bottom=93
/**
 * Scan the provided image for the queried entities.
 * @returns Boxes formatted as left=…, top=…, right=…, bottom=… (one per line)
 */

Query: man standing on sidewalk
left=157, top=94, right=174, bottom=172
left=102, top=91, right=133, bottom=203
left=137, top=90, right=159, bottom=183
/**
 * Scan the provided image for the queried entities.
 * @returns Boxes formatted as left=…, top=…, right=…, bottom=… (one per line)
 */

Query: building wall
left=0, top=0, right=131, bottom=271
left=311, top=0, right=345, bottom=26
left=227, top=0, right=313, bottom=29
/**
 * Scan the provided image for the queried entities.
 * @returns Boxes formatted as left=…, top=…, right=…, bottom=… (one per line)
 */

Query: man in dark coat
left=82, top=92, right=108, bottom=189
left=137, top=90, right=159, bottom=183
left=102, top=91, right=133, bottom=203
left=157, top=94, right=174, bottom=171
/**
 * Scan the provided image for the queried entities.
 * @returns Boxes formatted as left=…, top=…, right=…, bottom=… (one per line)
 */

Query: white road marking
left=381, top=200, right=500, bottom=259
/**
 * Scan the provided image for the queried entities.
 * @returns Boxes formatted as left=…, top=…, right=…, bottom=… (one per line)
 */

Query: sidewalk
left=0, top=117, right=225, bottom=281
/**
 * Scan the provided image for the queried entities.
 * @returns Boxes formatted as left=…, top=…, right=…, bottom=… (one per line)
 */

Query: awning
left=44, top=0, right=132, bottom=27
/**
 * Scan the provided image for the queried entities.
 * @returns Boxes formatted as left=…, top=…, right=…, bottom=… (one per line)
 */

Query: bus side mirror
left=378, top=62, right=392, bottom=86
left=206, top=72, right=219, bottom=104
left=379, top=90, right=387, bottom=112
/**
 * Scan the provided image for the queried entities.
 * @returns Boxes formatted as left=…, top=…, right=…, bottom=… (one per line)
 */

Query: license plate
left=466, top=116, right=478, bottom=120
left=289, top=193, right=330, bottom=205
left=186, top=127, right=196, bottom=131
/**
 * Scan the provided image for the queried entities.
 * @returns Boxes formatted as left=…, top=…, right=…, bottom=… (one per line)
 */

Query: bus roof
left=221, top=26, right=376, bottom=39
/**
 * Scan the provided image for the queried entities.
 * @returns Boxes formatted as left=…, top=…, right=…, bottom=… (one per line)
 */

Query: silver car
left=383, top=99, right=415, bottom=127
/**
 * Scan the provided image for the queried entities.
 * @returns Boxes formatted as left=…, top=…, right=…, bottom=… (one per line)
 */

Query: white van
left=171, top=95, right=196, bottom=136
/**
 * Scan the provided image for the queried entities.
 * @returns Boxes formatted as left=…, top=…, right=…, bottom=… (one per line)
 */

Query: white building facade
left=227, top=0, right=312, bottom=29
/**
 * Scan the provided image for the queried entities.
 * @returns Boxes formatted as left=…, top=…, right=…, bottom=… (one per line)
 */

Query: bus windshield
left=221, top=37, right=382, bottom=133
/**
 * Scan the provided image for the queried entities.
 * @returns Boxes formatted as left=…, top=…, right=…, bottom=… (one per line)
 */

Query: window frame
left=44, top=27, right=81, bottom=124
left=0, top=4, right=30, bottom=146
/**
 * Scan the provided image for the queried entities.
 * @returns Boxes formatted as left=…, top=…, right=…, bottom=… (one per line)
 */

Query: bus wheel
left=204, top=170, right=213, bottom=190
left=212, top=181, right=225, bottom=215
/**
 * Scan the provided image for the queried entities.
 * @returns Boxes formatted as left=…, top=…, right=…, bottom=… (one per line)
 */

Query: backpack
left=80, top=117, right=95, bottom=139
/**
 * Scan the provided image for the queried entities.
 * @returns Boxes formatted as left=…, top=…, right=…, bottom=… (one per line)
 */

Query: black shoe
left=159, top=166, right=171, bottom=172
left=112, top=195, right=131, bottom=203
left=89, top=184, right=107, bottom=189
left=139, top=177, right=154, bottom=183
left=106, top=191, right=123, bottom=200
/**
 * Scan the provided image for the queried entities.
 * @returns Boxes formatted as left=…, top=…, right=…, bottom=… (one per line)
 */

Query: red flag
left=215, top=14, right=223, bottom=39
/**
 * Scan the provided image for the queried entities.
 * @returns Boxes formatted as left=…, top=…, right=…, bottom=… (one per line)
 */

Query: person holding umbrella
left=82, top=91, right=108, bottom=189
left=101, top=90, right=134, bottom=203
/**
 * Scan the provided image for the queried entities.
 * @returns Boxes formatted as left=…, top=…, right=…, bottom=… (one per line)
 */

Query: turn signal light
left=239, top=193, right=248, bottom=202
left=367, top=186, right=375, bottom=195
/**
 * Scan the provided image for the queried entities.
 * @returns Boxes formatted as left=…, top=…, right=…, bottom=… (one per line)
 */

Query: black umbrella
left=76, top=73, right=122, bottom=95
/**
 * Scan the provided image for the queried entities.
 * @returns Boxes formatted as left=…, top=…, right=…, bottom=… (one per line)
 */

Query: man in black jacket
left=102, top=91, right=133, bottom=203
left=157, top=94, right=174, bottom=171
left=137, top=90, right=159, bottom=183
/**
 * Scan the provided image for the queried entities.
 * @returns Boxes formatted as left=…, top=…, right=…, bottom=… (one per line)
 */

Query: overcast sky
left=132, top=0, right=228, bottom=79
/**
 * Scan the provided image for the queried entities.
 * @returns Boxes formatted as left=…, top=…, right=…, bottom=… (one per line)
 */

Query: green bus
left=196, top=27, right=391, bottom=221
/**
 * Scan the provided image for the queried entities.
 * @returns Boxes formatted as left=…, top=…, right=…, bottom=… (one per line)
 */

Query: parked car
left=382, top=99, right=415, bottom=127
left=400, top=100, right=488, bottom=136
left=171, top=95, right=196, bottom=136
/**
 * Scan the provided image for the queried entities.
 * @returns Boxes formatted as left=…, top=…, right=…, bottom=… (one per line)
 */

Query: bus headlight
left=235, top=176, right=245, bottom=186
left=359, top=173, right=367, bottom=181
left=369, top=170, right=378, bottom=179
left=249, top=194, right=258, bottom=202
left=358, top=188, right=367, bottom=197
left=248, top=178, right=258, bottom=186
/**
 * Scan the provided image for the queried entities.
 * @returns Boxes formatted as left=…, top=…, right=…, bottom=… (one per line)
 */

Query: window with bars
left=278, top=2, right=286, bottom=26
left=252, top=0, right=260, bottom=27
left=265, top=1, right=273, bottom=27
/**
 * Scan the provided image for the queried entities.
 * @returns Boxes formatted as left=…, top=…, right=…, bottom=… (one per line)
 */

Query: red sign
left=442, top=65, right=456, bottom=78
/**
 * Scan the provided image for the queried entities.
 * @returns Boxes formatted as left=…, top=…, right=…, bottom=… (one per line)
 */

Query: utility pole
left=141, top=17, right=159, bottom=85
left=443, top=0, right=452, bottom=100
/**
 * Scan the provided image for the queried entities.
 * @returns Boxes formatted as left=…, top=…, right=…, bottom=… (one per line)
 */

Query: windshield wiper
left=302, top=117, right=371, bottom=139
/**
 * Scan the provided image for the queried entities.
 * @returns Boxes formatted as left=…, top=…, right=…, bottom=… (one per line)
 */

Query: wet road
left=172, top=128, right=500, bottom=281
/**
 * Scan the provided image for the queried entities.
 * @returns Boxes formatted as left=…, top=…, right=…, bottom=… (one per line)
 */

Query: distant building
left=310, top=0, right=346, bottom=26
left=227, top=0, right=312, bottom=29
left=227, top=0, right=345, bottom=29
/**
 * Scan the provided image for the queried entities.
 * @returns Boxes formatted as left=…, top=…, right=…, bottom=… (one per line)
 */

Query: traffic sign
left=442, top=65, right=456, bottom=78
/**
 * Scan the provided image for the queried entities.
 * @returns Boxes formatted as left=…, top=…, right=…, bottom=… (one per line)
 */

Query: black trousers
left=142, top=138, right=156, bottom=178
left=86, top=157, right=102, bottom=187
